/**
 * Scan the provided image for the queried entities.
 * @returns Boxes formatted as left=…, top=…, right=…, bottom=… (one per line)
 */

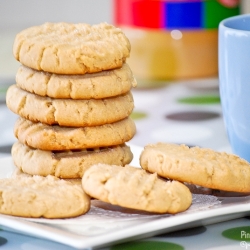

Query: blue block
left=165, top=2, right=203, bottom=29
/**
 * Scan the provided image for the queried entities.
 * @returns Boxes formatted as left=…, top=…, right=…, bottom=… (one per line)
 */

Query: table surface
left=1, top=74, right=250, bottom=250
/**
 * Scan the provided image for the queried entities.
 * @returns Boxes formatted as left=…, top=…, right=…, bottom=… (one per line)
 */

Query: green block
left=203, top=0, right=239, bottom=29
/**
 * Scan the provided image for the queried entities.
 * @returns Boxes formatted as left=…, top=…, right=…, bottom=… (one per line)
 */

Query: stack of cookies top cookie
left=6, top=22, right=137, bottom=179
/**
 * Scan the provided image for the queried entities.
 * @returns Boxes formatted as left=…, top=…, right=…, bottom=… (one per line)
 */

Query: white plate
left=0, top=145, right=250, bottom=249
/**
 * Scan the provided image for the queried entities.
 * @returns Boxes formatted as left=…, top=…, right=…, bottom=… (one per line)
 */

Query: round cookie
left=6, top=84, right=134, bottom=126
left=140, top=143, right=250, bottom=193
left=0, top=175, right=90, bottom=218
left=14, top=117, right=136, bottom=150
left=82, top=164, right=192, bottom=214
left=11, top=168, right=82, bottom=186
left=16, top=64, right=137, bottom=99
left=13, top=22, right=130, bottom=74
left=12, top=142, right=133, bottom=179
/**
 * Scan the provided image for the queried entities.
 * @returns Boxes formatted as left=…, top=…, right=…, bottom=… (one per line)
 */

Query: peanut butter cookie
left=12, top=142, right=133, bottom=179
left=82, top=164, right=192, bottom=214
left=6, top=85, right=134, bottom=126
left=16, top=63, right=137, bottom=99
left=13, top=22, right=130, bottom=74
left=140, top=143, right=250, bottom=193
left=14, top=117, right=136, bottom=150
left=0, top=175, right=90, bottom=218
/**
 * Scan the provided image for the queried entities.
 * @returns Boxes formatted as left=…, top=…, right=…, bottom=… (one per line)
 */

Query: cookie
left=82, top=164, right=192, bottom=214
left=6, top=84, right=134, bottom=126
left=140, top=143, right=250, bottom=193
left=14, top=117, right=136, bottom=150
left=0, top=175, right=90, bottom=218
left=12, top=141, right=133, bottom=179
left=11, top=168, right=82, bottom=186
left=13, top=22, right=130, bottom=74
left=16, top=64, right=137, bottom=99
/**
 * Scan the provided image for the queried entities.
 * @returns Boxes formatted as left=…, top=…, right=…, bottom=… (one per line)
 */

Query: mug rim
left=219, top=13, right=250, bottom=32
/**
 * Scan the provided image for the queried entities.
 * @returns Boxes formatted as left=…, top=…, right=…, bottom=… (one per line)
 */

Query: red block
left=132, top=1, right=164, bottom=28
left=114, top=0, right=134, bottom=26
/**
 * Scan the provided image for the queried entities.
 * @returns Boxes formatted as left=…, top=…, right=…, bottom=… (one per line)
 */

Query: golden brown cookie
left=13, top=22, right=131, bottom=74
left=82, top=164, right=192, bottom=214
left=0, top=174, right=90, bottom=218
left=16, top=64, right=137, bottom=99
left=14, top=117, right=136, bottom=150
left=11, top=168, right=82, bottom=186
left=12, top=141, right=133, bottom=179
left=6, top=84, right=134, bottom=126
left=140, top=143, right=250, bottom=193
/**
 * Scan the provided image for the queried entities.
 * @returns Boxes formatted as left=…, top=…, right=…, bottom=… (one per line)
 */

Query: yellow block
left=122, top=27, right=218, bottom=86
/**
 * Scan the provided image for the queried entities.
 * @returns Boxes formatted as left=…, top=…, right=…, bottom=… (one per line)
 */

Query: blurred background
left=1, top=0, right=250, bottom=157
left=0, top=0, right=250, bottom=85
left=0, top=0, right=112, bottom=83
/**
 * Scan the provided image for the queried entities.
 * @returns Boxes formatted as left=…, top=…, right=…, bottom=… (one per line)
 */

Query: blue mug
left=219, top=14, right=250, bottom=162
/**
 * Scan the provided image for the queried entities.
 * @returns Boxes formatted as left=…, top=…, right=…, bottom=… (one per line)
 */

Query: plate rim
left=1, top=146, right=250, bottom=249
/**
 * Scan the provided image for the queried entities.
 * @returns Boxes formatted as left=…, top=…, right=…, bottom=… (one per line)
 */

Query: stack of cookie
left=6, top=22, right=137, bottom=179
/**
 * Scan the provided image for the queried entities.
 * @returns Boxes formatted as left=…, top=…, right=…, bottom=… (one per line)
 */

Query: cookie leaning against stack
left=6, top=22, right=137, bottom=180
left=0, top=175, right=90, bottom=218
left=140, top=143, right=250, bottom=193
left=82, top=164, right=192, bottom=214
